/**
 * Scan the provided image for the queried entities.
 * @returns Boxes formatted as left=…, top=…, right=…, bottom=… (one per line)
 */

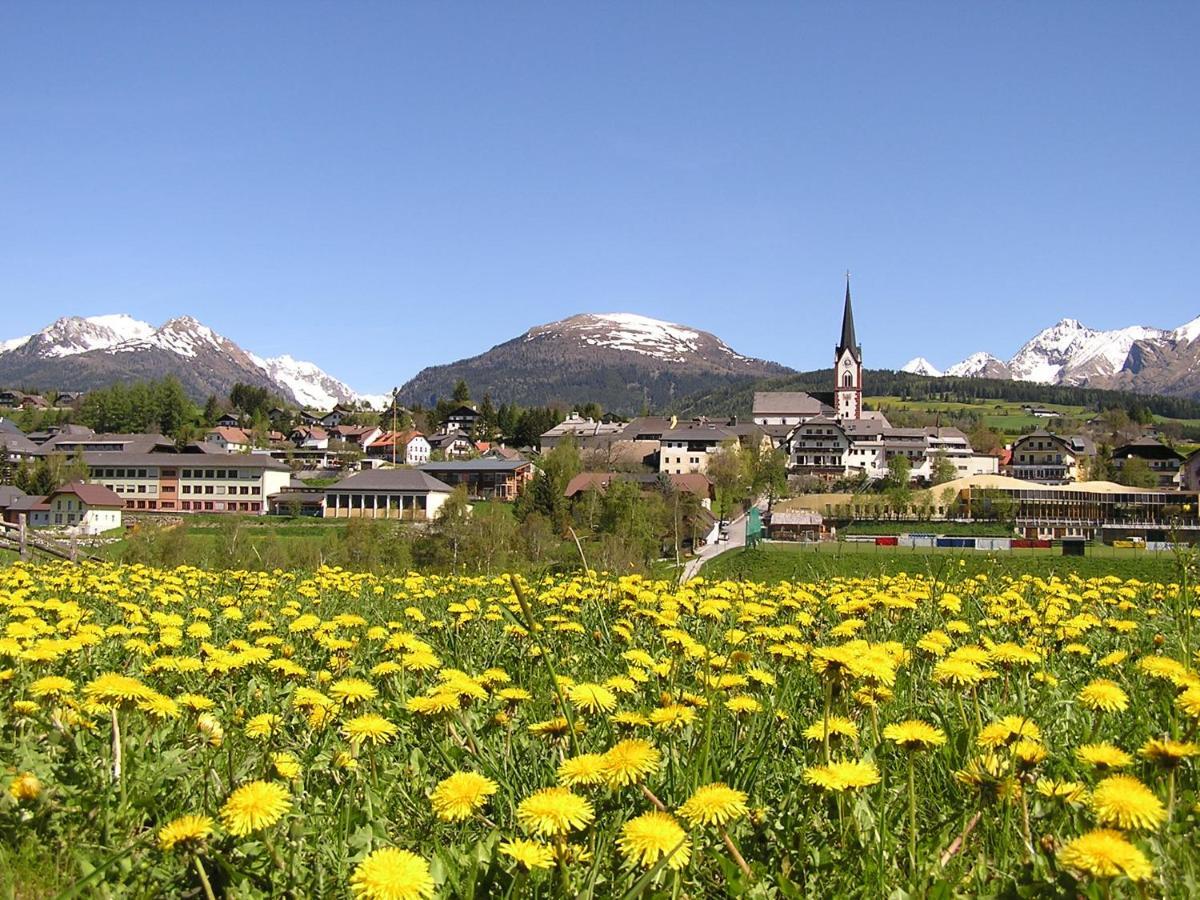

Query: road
left=680, top=503, right=757, bottom=583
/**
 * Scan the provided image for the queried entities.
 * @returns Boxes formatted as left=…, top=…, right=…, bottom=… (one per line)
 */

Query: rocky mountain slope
left=396, top=312, right=791, bottom=413
left=0, top=315, right=374, bottom=409
left=918, top=315, right=1200, bottom=398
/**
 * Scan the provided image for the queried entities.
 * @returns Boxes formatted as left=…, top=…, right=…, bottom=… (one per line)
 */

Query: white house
left=37, top=482, right=125, bottom=534
left=204, top=427, right=252, bottom=453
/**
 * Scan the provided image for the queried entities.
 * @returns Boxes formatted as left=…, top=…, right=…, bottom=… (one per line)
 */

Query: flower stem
left=907, top=754, right=917, bottom=874
left=193, top=855, right=217, bottom=900
left=720, top=826, right=752, bottom=879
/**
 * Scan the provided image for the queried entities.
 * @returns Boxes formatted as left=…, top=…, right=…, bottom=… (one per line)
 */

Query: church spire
left=837, top=272, right=862, bottom=363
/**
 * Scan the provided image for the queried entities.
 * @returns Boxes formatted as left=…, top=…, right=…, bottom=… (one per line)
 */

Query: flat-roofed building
left=419, top=459, right=535, bottom=500
left=82, top=451, right=291, bottom=514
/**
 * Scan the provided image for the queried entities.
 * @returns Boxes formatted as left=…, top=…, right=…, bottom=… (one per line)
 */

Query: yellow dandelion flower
left=350, top=847, right=435, bottom=900
left=8, top=771, right=41, bottom=803
left=158, top=814, right=214, bottom=852
left=1078, top=679, right=1129, bottom=714
left=430, top=771, right=499, bottom=822
left=803, top=715, right=859, bottom=743
left=1091, top=775, right=1167, bottom=831
left=677, top=782, right=749, bottom=827
left=557, top=753, right=608, bottom=788
left=219, top=780, right=291, bottom=836
left=516, top=787, right=595, bottom=836
left=601, top=739, right=661, bottom=788
left=1140, top=737, right=1199, bottom=768
left=1058, top=829, right=1152, bottom=881
left=330, top=678, right=378, bottom=705
left=568, top=683, right=617, bottom=714
left=883, top=720, right=947, bottom=751
left=803, top=759, right=881, bottom=792
left=342, top=714, right=399, bottom=746
left=499, top=838, right=555, bottom=870
left=618, top=811, right=691, bottom=870
left=1076, top=742, right=1133, bottom=771
left=28, top=675, right=75, bottom=697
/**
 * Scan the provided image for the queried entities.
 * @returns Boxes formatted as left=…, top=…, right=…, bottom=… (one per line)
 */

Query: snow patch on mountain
left=901, top=357, right=942, bottom=376
left=1172, top=316, right=1200, bottom=344
left=945, top=352, right=1008, bottom=378
left=252, top=353, right=362, bottom=409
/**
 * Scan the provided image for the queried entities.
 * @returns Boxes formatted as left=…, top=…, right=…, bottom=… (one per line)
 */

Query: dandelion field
left=3, top=562, right=1200, bottom=898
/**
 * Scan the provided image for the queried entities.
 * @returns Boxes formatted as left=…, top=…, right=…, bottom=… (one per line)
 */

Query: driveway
left=680, top=503, right=757, bottom=583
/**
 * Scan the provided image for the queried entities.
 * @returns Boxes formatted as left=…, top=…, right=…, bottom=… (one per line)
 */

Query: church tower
left=834, top=275, right=862, bottom=420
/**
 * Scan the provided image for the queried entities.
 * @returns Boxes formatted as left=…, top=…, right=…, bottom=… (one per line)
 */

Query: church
left=752, top=280, right=997, bottom=484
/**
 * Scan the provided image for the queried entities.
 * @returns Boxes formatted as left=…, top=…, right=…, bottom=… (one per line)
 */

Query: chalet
left=331, top=424, right=383, bottom=450
left=0, top=421, right=38, bottom=461
left=0, top=391, right=49, bottom=410
left=367, top=430, right=431, bottom=466
left=428, top=430, right=474, bottom=459
left=319, top=404, right=354, bottom=429
left=204, top=427, right=252, bottom=453
left=419, top=459, right=534, bottom=501
left=444, top=405, right=481, bottom=433
left=291, top=426, right=329, bottom=450
left=323, top=469, right=453, bottom=520
left=1113, top=438, right=1184, bottom=489
left=215, top=412, right=242, bottom=428
left=37, top=482, right=124, bottom=534
left=1005, top=431, right=1091, bottom=485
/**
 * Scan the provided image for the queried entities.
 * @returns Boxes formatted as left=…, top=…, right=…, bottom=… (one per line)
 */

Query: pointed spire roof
left=836, top=273, right=862, bottom=363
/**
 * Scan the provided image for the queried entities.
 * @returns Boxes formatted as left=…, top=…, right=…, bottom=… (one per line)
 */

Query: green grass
left=703, top=541, right=1188, bottom=582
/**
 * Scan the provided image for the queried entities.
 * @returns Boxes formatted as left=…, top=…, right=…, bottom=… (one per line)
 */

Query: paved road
left=680, top=504, right=756, bottom=583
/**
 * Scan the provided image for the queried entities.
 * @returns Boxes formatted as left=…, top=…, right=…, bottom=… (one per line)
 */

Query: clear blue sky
left=2, top=4, right=1198, bottom=392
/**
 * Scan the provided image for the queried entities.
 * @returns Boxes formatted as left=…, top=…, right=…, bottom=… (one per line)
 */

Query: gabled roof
left=327, top=469, right=453, bottom=493
left=421, top=459, right=531, bottom=473
left=207, top=427, right=250, bottom=444
left=47, top=481, right=125, bottom=508
left=752, top=392, right=827, bottom=416
left=564, top=472, right=712, bottom=499
left=0, top=485, right=28, bottom=508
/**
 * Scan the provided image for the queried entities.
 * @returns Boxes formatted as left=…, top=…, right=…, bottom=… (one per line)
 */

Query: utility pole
left=391, top=386, right=399, bottom=466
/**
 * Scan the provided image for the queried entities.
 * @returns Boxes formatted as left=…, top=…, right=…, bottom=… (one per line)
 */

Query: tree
left=452, top=380, right=471, bottom=403
left=434, top=486, right=472, bottom=569
left=707, top=441, right=747, bottom=521
left=202, top=395, right=223, bottom=426
left=931, top=451, right=957, bottom=485
left=1117, top=456, right=1158, bottom=489
left=884, top=454, right=912, bottom=519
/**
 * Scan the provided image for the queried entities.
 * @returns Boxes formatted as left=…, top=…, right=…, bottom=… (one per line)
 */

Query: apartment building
left=83, top=451, right=291, bottom=514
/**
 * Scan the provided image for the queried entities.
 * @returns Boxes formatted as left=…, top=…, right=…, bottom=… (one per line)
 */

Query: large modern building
left=82, top=452, right=292, bottom=514
left=323, top=469, right=454, bottom=520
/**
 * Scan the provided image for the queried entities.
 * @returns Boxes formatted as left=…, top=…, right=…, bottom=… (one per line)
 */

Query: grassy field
left=704, top=541, right=1191, bottom=582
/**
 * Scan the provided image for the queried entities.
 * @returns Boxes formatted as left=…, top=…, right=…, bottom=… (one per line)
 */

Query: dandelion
left=1058, top=829, right=1152, bottom=881
left=803, top=759, right=881, bottom=792
left=244, top=713, right=281, bottom=739
left=8, top=771, right=41, bottom=803
left=219, top=780, right=291, bottom=836
left=430, top=771, right=498, bottom=822
left=617, top=811, right=691, bottom=870
left=883, top=720, right=946, bottom=751
left=557, top=753, right=608, bottom=788
left=342, top=714, right=399, bottom=746
left=330, top=678, right=378, bottom=705
left=350, top=848, right=435, bottom=900
left=804, top=715, right=859, bottom=743
left=678, top=783, right=749, bottom=827
left=601, top=739, right=661, bottom=788
left=272, top=752, right=302, bottom=780
left=1078, top=679, right=1129, bottom=713
left=1140, top=737, right=1199, bottom=768
left=1090, top=775, right=1167, bottom=831
left=568, top=683, right=617, bottom=714
left=516, top=787, right=595, bottom=836
left=28, top=675, right=75, bottom=697
left=500, top=839, right=555, bottom=870
left=1076, top=742, right=1132, bottom=771
left=158, top=814, right=214, bottom=851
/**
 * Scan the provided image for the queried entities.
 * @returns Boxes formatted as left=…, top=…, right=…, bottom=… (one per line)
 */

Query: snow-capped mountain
left=900, top=357, right=942, bottom=377
left=923, top=315, right=1200, bottom=398
left=0, top=314, right=382, bottom=408
left=943, top=352, right=1011, bottom=379
left=399, top=312, right=790, bottom=412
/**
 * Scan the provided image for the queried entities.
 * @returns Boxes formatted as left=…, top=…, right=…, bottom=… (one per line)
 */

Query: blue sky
left=2, top=4, right=1198, bottom=393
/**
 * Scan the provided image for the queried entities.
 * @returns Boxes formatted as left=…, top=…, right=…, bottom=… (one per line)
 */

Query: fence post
left=18, top=513, right=27, bottom=560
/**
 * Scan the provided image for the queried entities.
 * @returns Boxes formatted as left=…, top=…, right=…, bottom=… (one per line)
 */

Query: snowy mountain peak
left=253, top=354, right=364, bottom=410
left=945, top=352, right=1012, bottom=379
left=5, top=314, right=157, bottom=358
left=524, top=312, right=759, bottom=365
left=901, top=357, right=942, bottom=377
left=1172, top=315, right=1200, bottom=344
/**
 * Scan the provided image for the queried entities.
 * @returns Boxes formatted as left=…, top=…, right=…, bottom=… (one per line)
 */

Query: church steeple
left=836, top=273, right=862, bottom=363
left=833, top=273, right=863, bottom=420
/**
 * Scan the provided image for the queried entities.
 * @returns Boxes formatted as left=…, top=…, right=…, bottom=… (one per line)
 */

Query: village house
left=1004, top=430, right=1092, bottom=485
left=539, top=413, right=627, bottom=451
left=444, top=404, right=482, bottom=433
left=419, top=459, right=534, bottom=501
left=564, top=472, right=714, bottom=508
left=204, top=426, right=253, bottom=453
left=215, top=412, right=242, bottom=428
left=330, top=424, right=383, bottom=450
left=0, top=485, right=29, bottom=524
left=366, top=430, right=431, bottom=466
left=1112, top=437, right=1184, bottom=489
left=290, top=426, right=329, bottom=450
left=428, top=430, right=475, bottom=459
left=658, top=419, right=768, bottom=475
left=35, top=482, right=125, bottom=534
left=323, top=469, right=453, bottom=520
